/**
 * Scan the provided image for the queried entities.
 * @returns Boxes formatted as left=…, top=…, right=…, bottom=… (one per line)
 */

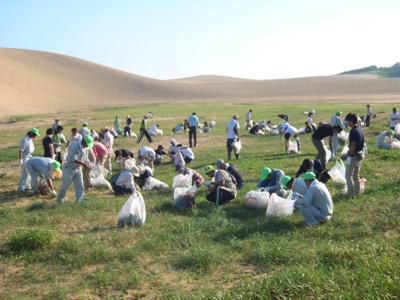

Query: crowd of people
left=16, top=105, right=399, bottom=226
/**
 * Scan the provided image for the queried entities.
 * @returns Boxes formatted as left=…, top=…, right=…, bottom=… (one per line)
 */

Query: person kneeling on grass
left=280, top=175, right=308, bottom=198
left=203, top=165, right=237, bottom=206
left=216, top=159, right=244, bottom=189
left=26, top=157, right=62, bottom=197
left=111, top=166, right=140, bottom=195
left=293, top=172, right=333, bottom=226
left=256, top=167, right=285, bottom=195
left=175, top=163, right=204, bottom=187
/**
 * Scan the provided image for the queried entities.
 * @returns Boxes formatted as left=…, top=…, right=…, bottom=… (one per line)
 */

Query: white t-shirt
left=181, top=147, right=194, bottom=159
left=139, top=146, right=155, bottom=159
left=375, top=131, right=388, bottom=145
left=68, top=133, right=82, bottom=143
left=227, top=119, right=240, bottom=139
left=149, top=125, right=158, bottom=135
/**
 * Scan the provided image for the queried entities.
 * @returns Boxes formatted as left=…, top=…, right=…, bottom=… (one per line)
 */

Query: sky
left=1, top=0, right=400, bottom=80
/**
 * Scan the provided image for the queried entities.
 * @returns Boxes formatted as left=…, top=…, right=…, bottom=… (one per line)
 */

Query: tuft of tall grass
left=8, top=228, right=58, bottom=252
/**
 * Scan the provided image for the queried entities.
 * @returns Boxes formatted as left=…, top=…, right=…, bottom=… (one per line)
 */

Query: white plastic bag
left=340, top=145, right=349, bottom=159
left=288, top=140, right=298, bottom=154
left=117, top=192, right=146, bottom=226
left=90, top=163, right=108, bottom=178
left=244, top=188, right=270, bottom=209
left=266, top=193, right=294, bottom=217
left=328, top=159, right=346, bottom=185
left=394, top=123, right=400, bottom=138
left=172, top=174, right=192, bottom=189
left=90, top=174, right=112, bottom=190
left=174, top=185, right=197, bottom=209
left=231, top=139, right=242, bottom=154
left=391, top=140, right=400, bottom=149
left=324, top=145, right=333, bottom=162
left=338, top=131, right=349, bottom=146
left=147, top=177, right=169, bottom=190
left=172, top=151, right=185, bottom=166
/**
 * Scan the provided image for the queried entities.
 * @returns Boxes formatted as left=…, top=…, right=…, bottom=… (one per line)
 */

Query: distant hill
left=2, top=48, right=400, bottom=117
left=339, top=63, right=400, bottom=77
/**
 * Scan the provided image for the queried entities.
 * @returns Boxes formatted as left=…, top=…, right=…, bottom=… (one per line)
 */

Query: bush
left=8, top=228, right=58, bottom=252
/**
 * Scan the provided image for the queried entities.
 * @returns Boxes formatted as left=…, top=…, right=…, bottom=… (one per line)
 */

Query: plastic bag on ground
left=328, top=158, right=346, bottom=185
left=172, top=174, right=192, bottom=189
left=117, top=192, right=146, bottom=226
left=231, top=139, right=242, bottom=154
left=244, top=188, right=270, bottom=209
left=266, top=193, right=294, bottom=217
left=172, top=151, right=185, bottom=166
left=288, top=140, right=298, bottom=154
left=174, top=185, right=197, bottom=209
left=147, top=177, right=169, bottom=190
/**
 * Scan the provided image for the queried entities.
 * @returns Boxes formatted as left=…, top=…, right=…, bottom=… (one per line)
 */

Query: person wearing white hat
left=111, top=166, right=140, bottom=195
left=203, top=165, right=237, bottom=206
left=18, top=128, right=40, bottom=192
left=26, top=157, right=62, bottom=197
left=216, top=159, right=244, bottom=189
left=57, top=135, right=94, bottom=204
left=330, top=110, right=345, bottom=154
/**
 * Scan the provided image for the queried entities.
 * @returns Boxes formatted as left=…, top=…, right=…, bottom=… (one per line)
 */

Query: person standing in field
left=102, top=127, right=114, bottom=175
left=188, top=112, right=199, bottom=148
left=226, top=115, right=240, bottom=160
left=57, top=135, right=94, bottom=203
left=42, top=128, right=55, bottom=159
left=344, top=112, right=365, bottom=198
left=365, top=105, right=373, bottom=127
left=245, top=109, right=253, bottom=130
left=52, top=118, right=61, bottom=135
left=330, top=110, right=344, bottom=155
left=79, top=122, right=90, bottom=138
left=52, top=125, right=65, bottom=165
left=18, top=128, right=40, bottom=192
left=66, top=127, right=82, bottom=151
left=114, top=116, right=121, bottom=132
left=137, top=115, right=153, bottom=144
left=389, top=107, right=400, bottom=130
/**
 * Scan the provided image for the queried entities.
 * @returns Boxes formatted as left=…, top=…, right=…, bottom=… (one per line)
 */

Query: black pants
left=112, top=183, right=133, bottom=195
left=226, top=138, right=239, bottom=160
left=137, top=128, right=152, bottom=143
left=206, top=186, right=236, bottom=206
left=365, top=116, right=371, bottom=127
left=124, top=126, right=131, bottom=137
left=189, top=126, right=197, bottom=147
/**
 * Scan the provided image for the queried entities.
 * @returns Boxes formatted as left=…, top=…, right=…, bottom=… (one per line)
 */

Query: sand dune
left=1, top=48, right=400, bottom=118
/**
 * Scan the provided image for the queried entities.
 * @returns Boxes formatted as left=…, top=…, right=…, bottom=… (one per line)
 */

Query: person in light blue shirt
left=188, top=112, right=199, bottom=148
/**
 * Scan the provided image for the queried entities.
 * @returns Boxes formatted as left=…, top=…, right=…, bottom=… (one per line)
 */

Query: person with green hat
left=57, top=135, right=94, bottom=204
left=375, top=129, right=396, bottom=149
left=330, top=110, right=345, bottom=155
left=280, top=175, right=308, bottom=198
left=256, top=167, right=285, bottom=194
left=26, top=157, right=62, bottom=197
left=18, top=128, right=40, bottom=192
left=293, top=172, right=334, bottom=226
left=79, top=122, right=90, bottom=138
left=203, top=164, right=237, bottom=206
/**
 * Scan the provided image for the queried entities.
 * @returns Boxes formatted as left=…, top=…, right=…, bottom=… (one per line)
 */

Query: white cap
left=170, top=138, right=176, bottom=143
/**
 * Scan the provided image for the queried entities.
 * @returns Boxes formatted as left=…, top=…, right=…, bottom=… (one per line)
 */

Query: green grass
left=0, top=102, right=399, bottom=299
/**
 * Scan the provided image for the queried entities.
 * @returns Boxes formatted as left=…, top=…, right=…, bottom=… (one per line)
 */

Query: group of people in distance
left=18, top=104, right=399, bottom=226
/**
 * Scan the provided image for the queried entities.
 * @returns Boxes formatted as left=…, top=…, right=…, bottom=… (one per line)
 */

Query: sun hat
left=203, top=165, right=215, bottom=174
left=30, top=128, right=40, bottom=137
left=84, top=135, right=94, bottom=147
left=216, top=159, right=224, bottom=169
left=336, top=110, right=342, bottom=115
left=129, top=166, right=140, bottom=177
left=389, top=130, right=394, bottom=137
left=51, top=161, right=61, bottom=171
left=281, top=175, right=292, bottom=188
left=260, top=167, right=272, bottom=181
left=303, top=172, right=316, bottom=180
left=170, top=138, right=176, bottom=143
left=82, top=122, right=88, bottom=126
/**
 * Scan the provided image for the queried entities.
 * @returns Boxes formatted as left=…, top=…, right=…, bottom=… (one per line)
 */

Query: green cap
left=84, top=135, right=94, bottom=147
left=336, top=110, right=342, bottom=115
left=203, top=165, right=215, bottom=174
left=303, top=172, right=316, bottom=180
left=260, top=167, right=272, bottom=181
left=281, top=175, right=291, bottom=188
left=30, top=128, right=40, bottom=136
left=82, top=122, right=88, bottom=126
left=51, top=161, right=61, bottom=171
left=389, top=130, right=394, bottom=138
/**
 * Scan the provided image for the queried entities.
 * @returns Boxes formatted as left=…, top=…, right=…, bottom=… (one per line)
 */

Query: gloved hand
left=18, top=159, right=23, bottom=166
left=330, top=152, right=335, bottom=160
left=204, top=181, right=212, bottom=186
left=50, top=190, right=57, bottom=197
left=265, top=187, right=270, bottom=192
left=291, top=192, right=300, bottom=200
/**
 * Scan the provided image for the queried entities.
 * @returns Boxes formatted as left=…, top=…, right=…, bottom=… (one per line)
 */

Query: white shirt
left=245, top=111, right=251, bottom=121
left=181, top=147, right=194, bottom=159
left=375, top=131, right=388, bottom=145
left=390, top=112, right=400, bottom=128
left=227, top=119, right=240, bottom=139
left=115, top=170, right=136, bottom=191
left=149, top=125, right=158, bottom=134
left=281, top=123, right=298, bottom=135
left=103, top=131, right=114, bottom=151
left=20, top=135, right=34, bottom=158
left=68, top=133, right=82, bottom=143
left=139, top=146, right=155, bottom=159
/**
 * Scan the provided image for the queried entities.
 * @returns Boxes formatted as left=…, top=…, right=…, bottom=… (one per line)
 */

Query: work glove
left=330, top=153, right=335, bottom=160
left=204, top=181, right=212, bottom=186
left=291, top=192, right=300, bottom=200
left=18, top=159, right=23, bottom=166
left=50, top=190, right=57, bottom=198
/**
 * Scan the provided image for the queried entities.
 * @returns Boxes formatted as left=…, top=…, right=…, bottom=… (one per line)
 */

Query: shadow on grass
left=0, top=190, right=38, bottom=204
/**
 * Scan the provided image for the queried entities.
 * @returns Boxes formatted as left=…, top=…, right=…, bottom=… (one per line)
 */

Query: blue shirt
left=188, top=115, right=199, bottom=127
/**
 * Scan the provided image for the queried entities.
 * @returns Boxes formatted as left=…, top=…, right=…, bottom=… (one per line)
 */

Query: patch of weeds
left=8, top=228, right=58, bottom=252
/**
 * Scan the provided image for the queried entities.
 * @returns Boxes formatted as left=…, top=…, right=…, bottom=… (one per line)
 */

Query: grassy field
left=0, top=102, right=399, bottom=299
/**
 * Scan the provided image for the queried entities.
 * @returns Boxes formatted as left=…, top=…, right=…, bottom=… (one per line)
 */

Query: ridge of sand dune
left=1, top=48, right=400, bottom=118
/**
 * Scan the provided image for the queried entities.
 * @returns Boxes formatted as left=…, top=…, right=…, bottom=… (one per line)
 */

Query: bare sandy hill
left=1, top=48, right=400, bottom=118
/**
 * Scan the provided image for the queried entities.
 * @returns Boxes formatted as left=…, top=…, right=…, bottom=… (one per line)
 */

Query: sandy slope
left=1, top=48, right=400, bottom=118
